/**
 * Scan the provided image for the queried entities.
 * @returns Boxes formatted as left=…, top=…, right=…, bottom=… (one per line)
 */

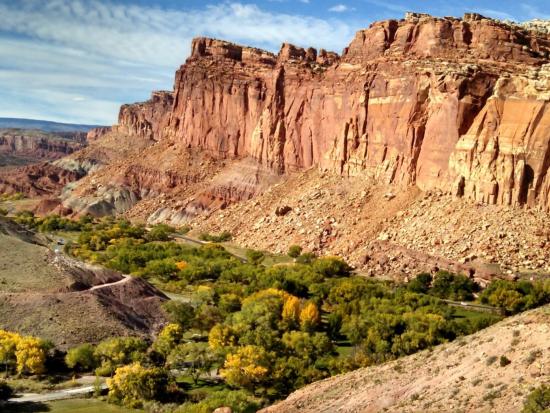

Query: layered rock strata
left=113, top=13, right=550, bottom=211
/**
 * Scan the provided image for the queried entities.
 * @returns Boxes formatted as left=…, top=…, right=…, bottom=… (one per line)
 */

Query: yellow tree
left=175, top=260, right=188, bottom=271
left=0, top=330, right=18, bottom=375
left=208, top=324, right=235, bottom=352
left=299, top=302, right=320, bottom=332
left=107, top=363, right=169, bottom=408
left=220, top=345, right=269, bottom=389
left=281, top=295, right=301, bottom=327
left=15, top=337, right=46, bottom=375
left=152, top=324, right=183, bottom=359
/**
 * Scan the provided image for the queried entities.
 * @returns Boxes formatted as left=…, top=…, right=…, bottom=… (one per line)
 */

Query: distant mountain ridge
left=0, top=117, right=104, bottom=132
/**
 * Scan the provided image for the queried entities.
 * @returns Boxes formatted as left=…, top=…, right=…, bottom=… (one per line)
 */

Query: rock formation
left=115, top=91, right=173, bottom=140
left=86, top=126, right=112, bottom=142
left=0, top=129, right=86, bottom=166
left=113, top=13, right=550, bottom=212
left=0, top=162, right=83, bottom=197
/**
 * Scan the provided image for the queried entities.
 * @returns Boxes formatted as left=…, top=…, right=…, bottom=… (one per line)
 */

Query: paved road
left=8, top=383, right=108, bottom=403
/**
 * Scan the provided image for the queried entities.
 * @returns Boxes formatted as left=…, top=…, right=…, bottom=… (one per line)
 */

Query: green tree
left=167, top=342, right=217, bottom=384
left=163, top=301, right=196, bottom=329
left=65, top=343, right=97, bottom=372
left=94, top=337, right=147, bottom=376
left=281, top=331, right=333, bottom=362
left=407, top=273, right=432, bottom=294
left=430, top=271, right=478, bottom=301
left=287, top=245, right=303, bottom=258
left=312, top=257, right=352, bottom=277
left=107, top=363, right=171, bottom=408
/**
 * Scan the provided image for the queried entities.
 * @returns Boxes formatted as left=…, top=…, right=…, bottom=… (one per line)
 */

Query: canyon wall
left=0, top=130, right=85, bottom=161
left=115, top=91, right=174, bottom=140
left=117, top=13, right=550, bottom=211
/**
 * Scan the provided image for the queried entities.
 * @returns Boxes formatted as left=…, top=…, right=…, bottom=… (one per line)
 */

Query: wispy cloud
left=0, top=0, right=356, bottom=124
left=329, top=4, right=353, bottom=12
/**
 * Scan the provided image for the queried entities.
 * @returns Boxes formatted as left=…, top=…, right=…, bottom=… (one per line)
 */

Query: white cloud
left=329, top=4, right=351, bottom=12
left=0, top=0, right=356, bottom=124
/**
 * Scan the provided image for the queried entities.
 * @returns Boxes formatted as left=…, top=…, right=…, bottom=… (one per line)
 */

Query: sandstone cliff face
left=115, top=13, right=549, bottom=211
left=0, top=129, right=85, bottom=164
left=115, top=91, right=173, bottom=140
left=0, top=162, right=83, bottom=197
left=86, top=126, right=112, bottom=142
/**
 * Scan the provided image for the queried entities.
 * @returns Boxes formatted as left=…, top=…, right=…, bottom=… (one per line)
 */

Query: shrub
left=499, top=355, right=511, bottom=367
left=486, top=355, right=498, bottom=366
left=0, top=380, right=14, bottom=400
left=147, top=224, right=176, bottom=241
left=295, top=252, right=316, bottom=265
left=288, top=245, right=303, bottom=258
left=175, top=389, right=261, bottom=413
left=246, top=250, right=265, bottom=265
left=522, top=385, right=550, bottom=413
left=199, top=231, right=232, bottom=242
left=0, top=207, right=7, bottom=216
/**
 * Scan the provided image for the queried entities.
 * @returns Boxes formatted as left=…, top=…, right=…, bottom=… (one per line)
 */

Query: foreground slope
left=262, top=305, right=550, bottom=413
left=0, top=217, right=167, bottom=348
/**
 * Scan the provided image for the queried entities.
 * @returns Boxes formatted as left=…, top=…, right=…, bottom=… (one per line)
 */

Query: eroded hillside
left=0, top=216, right=167, bottom=349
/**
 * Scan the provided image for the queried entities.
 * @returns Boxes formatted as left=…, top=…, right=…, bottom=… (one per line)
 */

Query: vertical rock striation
left=116, top=13, right=550, bottom=211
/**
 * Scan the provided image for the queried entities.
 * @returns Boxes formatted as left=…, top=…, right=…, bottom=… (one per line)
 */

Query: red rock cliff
left=119, top=13, right=550, bottom=211
left=116, top=91, right=174, bottom=140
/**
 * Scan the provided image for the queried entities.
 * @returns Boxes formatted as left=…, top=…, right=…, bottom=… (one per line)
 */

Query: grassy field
left=2, top=398, right=139, bottom=413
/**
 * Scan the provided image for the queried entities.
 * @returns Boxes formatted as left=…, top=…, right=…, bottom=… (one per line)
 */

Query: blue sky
left=0, top=0, right=549, bottom=125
